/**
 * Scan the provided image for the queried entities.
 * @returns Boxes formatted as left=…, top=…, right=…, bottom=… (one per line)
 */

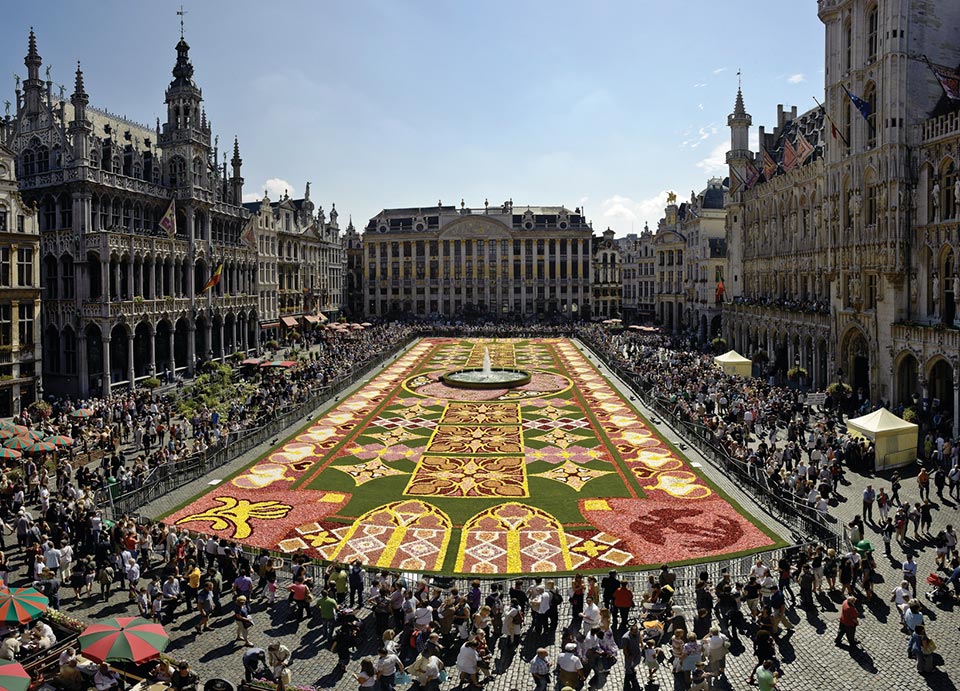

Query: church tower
left=723, top=86, right=752, bottom=310
left=158, top=35, right=211, bottom=190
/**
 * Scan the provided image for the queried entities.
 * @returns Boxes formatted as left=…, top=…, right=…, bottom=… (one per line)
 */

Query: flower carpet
left=166, top=338, right=780, bottom=574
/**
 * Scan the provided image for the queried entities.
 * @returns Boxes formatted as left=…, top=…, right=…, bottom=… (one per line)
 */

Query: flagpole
left=813, top=95, right=849, bottom=147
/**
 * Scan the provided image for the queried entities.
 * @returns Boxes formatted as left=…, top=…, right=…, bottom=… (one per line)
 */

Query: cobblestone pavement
left=20, top=340, right=957, bottom=691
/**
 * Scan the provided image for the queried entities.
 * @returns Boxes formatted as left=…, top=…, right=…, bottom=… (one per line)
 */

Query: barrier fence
left=101, top=334, right=419, bottom=516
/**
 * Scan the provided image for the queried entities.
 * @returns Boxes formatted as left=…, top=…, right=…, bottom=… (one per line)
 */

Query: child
left=642, top=638, right=661, bottom=683
left=136, top=587, right=150, bottom=619
left=152, top=591, right=164, bottom=623
left=690, top=661, right=712, bottom=691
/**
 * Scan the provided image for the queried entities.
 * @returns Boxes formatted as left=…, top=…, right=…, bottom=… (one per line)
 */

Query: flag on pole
left=795, top=131, right=815, bottom=164
left=744, top=159, right=761, bottom=189
left=761, top=147, right=778, bottom=180
left=814, top=96, right=849, bottom=146
left=240, top=214, right=257, bottom=250
left=923, top=55, right=960, bottom=101
left=715, top=279, right=725, bottom=305
left=728, top=162, right=745, bottom=195
left=782, top=138, right=798, bottom=172
left=842, top=85, right=871, bottom=121
left=201, top=263, right=223, bottom=293
left=159, top=199, right=176, bottom=239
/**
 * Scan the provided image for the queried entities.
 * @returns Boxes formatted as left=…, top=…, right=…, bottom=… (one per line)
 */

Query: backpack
left=512, top=609, right=523, bottom=626
left=550, top=590, right=563, bottom=607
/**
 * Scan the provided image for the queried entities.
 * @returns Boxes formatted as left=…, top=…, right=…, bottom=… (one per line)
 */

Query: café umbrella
left=0, top=660, right=31, bottom=691
left=27, top=440, right=56, bottom=454
left=0, top=448, right=21, bottom=460
left=79, top=617, right=170, bottom=664
left=0, top=587, right=48, bottom=624
left=2, top=437, right=33, bottom=451
left=43, top=435, right=74, bottom=448
left=0, top=430, right=14, bottom=440
left=69, top=409, right=94, bottom=418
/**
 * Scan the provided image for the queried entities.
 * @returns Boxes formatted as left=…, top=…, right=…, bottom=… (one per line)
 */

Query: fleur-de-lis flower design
left=176, top=497, right=292, bottom=539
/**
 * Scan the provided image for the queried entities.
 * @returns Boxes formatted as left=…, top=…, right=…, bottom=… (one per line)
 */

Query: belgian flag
left=201, top=262, right=223, bottom=293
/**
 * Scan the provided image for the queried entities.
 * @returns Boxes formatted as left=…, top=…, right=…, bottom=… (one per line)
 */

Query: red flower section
left=580, top=497, right=774, bottom=565
left=165, top=488, right=350, bottom=548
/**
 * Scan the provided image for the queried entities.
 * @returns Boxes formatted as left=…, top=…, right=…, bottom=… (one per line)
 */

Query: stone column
left=219, top=320, right=225, bottom=360
left=148, top=325, right=156, bottom=378
left=101, top=334, right=112, bottom=396
left=519, top=240, right=527, bottom=317
left=169, top=329, right=176, bottom=376
left=127, top=332, right=135, bottom=386
left=78, top=332, right=89, bottom=398
left=101, top=258, right=110, bottom=300
left=813, top=343, right=821, bottom=390
left=187, top=324, right=196, bottom=376
left=126, top=260, right=134, bottom=300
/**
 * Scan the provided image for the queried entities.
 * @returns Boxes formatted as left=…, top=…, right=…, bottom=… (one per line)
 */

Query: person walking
left=862, top=485, right=876, bottom=523
left=834, top=596, right=859, bottom=647
left=529, top=647, right=551, bottom=691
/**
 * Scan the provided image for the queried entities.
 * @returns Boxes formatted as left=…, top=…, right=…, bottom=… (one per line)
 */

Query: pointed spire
left=26, top=28, right=40, bottom=67
left=231, top=135, right=241, bottom=165
left=72, top=61, right=87, bottom=101
left=734, top=87, right=746, bottom=118
left=347, top=214, right=354, bottom=231
left=304, top=181, right=311, bottom=200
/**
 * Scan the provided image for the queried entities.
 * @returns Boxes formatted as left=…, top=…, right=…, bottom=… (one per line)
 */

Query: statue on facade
left=932, top=180, right=941, bottom=221
left=849, top=274, right=861, bottom=304
left=954, top=273, right=960, bottom=301
left=932, top=272, right=940, bottom=304
left=910, top=272, right=918, bottom=305
left=851, top=190, right=862, bottom=217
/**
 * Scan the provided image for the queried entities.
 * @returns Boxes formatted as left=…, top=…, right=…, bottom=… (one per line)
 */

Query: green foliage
left=177, top=363, right=239, bottom=415
left=902, top=406, right=918, bottom=423
left=787, top=367, right=808, bottom=380
left=826, top=381, right=852, bottom=396
left=141, top=377, right=162, bottom=390
left=265, top=339, right=279, bottom=349
left=28, top=400, right=52, bottom=420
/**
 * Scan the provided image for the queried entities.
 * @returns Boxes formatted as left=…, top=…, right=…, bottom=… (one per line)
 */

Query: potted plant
left=786, top=366, right=808, bottom=381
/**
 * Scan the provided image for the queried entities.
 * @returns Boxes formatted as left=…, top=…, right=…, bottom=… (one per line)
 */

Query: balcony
left=892, top=322, right=960, bottom=352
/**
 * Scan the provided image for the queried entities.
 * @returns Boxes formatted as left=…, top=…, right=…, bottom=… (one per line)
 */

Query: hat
left=564, top=643, right=577, bottom=651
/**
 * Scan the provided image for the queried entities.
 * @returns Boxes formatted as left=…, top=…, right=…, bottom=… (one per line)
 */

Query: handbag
left=394, top=672, right=411, bottom=686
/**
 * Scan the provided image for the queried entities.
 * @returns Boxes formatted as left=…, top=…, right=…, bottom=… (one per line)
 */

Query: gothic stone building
left=724, top=0, right=960, bottom=436
left=3, top=31, right=258, bottom=397
left=362, top=202, right=593, bottom=319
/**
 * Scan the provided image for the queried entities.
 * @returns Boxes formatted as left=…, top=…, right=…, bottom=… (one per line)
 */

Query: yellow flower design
left=176, top=497, right=292, bottom=539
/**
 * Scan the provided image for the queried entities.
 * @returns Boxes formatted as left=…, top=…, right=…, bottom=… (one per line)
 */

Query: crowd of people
left=0, top=320, right=957, bottom=691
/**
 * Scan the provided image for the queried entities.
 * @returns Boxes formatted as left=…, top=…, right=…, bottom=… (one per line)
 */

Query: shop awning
left=317, top=312, right=328, bottom=322
left=304, top=315, right=320, bottom=324
left=260, top=322, right=279, bottom=329
left=281, top=316, right=299, bottom=327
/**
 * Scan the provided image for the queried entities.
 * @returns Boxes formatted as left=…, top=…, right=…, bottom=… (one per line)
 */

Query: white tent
left=846, top=408, right=918, bottom=470
left=713, top=350, right=752, bottom=378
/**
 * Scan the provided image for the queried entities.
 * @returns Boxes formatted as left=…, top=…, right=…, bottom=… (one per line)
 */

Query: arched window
left=20, top=149, right=35, bottom=177
left=942, top=160, right=956, bottom=220
left=866, top=4, right=879, bottom=63
left=844, top=18, right=853, bottom=72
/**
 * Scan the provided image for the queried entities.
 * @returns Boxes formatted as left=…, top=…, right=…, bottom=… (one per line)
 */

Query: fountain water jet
left=441, top=346, right=531, bottom=389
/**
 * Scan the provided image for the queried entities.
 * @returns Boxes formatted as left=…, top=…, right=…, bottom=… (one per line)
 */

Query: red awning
left=304, top=315, right=320, bottom=324
left=317, top=312, right=328, bottom=322
left=260, top=322, right=280, bottom=329
left=281, top=316, right=299, bottom=327
left=241, top=358, right=262, bottom=365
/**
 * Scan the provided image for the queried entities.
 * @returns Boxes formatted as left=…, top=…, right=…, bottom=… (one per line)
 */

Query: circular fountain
left=441, top=347, right=531, bottom=390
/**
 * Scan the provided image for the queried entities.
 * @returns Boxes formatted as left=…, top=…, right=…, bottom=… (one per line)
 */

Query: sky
left=2, top=0, right=824, bottom=236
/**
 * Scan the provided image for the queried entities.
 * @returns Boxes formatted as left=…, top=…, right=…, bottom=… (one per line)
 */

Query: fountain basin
left=441, top=368, right=532, bottom=390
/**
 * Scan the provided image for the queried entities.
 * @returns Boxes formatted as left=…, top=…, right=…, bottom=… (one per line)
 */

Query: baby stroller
left=924, top=573, right=950, bottom=604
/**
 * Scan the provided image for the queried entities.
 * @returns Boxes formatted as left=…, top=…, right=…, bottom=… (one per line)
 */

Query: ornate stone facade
left=618, top=225, right=656, bottom=323
left=362, top=202, right=593, bottom=319
left=653, top=195, right=687, bottom=331
left=244, top=187, right=344, bottom=340
left=592, top=229, right=621, bottom=319
left=0, top=143, right=41, bottom=415
left=722, top=0, right=960, bottom=435
left=2, top=31, right=259, bottom=396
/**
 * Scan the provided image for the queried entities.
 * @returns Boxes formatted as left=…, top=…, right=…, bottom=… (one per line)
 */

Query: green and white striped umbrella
left=79, top=617, right=170, bottom=664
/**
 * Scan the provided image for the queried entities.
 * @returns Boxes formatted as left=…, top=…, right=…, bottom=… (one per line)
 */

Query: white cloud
left=695, top=141, right=729, bottom=175
left=692, top=82, right=707, bottom=88
left=787, top=73, right=805, bottom=84
left=697, top=103, right=704, bottom=111
left=712, top=67, right=727, bottom=75
left=600, top=192, right=670, bottom=231
left=243, top=178, right=296, bottom=203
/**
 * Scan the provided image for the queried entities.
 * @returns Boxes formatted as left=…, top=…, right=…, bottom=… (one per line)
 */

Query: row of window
left=368, top=237, right=588, bottom=259
left=0, top=212, right=28, bottom=233
left=0, top=303, right=36, bottom=347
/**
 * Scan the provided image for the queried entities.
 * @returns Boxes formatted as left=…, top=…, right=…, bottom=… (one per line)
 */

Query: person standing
left=861, top=485, right=876, bottom=523
left=834, top=596, right=859, bottom=647
left=621, top=624, right=643, bottom=691
left=234, top=595, right=253, bottom=646
left=375, top=646, right=404, bottom=691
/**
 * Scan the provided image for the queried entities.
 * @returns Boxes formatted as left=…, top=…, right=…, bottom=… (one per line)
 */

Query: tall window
left=0, top=249, right=9, bottom=287
left=17, top=248, right=32, bottom=286
left=865, top=184, right=878, bottom=226
left=843, top=98, right=852, bottom=154
left=18, top=304, right=34, bottom=346
left=866, top=273, right=878, bottom=310
left=844, top=19, right=853, bottom=72
left=0, top=209, right=7, bottom=232
left=943, top=162, right=957, bottom=220
left=64, top=329, right=77, bottom=374
left=866, top=5, right=879, bottom=62
left=864, top=82, right=877, bottom=149
left=0, top=305, right=9, bottom=346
